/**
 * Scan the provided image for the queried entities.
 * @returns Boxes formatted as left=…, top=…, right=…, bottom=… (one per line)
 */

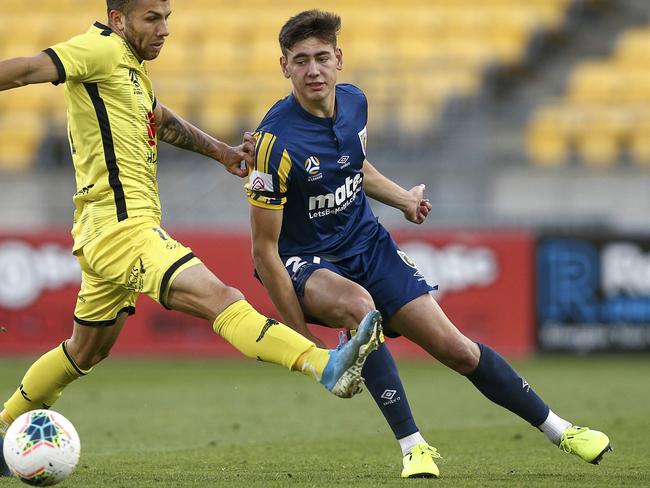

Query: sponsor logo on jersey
left=308, top=174, right=363, bottom=219
left=74, top=184, right=94, bottom=197
left=126, top=258, right=146, bottom=292
left=146, top=110, right=157, bottom=148
left=247, top=170, right=274, bottom=192
left=129, top=68, right=143, bottom=95
left=337, top=155, right=351, bottom=169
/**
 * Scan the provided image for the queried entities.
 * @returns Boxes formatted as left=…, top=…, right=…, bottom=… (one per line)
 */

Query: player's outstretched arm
left=250, top=205, right=325, bottom=347
left=0, top=52, right=59, bottom=91
left=361, top=159, right=432, bottom=224
left=153, top=102, right=254, bottom=177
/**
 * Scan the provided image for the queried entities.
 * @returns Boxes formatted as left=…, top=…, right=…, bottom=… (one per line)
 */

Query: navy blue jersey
left=246, top=84, right=379, bottom=259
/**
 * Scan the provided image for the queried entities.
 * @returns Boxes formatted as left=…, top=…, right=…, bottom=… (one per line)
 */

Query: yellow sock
left=213, top=300, right=324, bottom=373
left=3, top=341, right=90, bottom=422
left=0, top=411, right=9, bottom=437
left=294, top=348, right=331, bottom=381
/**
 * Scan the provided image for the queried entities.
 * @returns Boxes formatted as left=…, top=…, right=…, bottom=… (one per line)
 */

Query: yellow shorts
left=73, top=216, right=202, bottom=326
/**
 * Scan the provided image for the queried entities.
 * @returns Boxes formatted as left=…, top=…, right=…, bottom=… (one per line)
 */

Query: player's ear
left=108, top=9, right=126, bottom=32
left=280, top=56, right=290, bottom=78
left=335, top=47, right=343, bottom=70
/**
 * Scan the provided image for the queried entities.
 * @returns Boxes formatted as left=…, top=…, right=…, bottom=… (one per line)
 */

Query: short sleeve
left=245, top=131, right=293, bottom=209
left=46, top=32, right=121, bottom=84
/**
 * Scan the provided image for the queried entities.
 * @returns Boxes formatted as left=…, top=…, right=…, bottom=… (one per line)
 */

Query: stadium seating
left=526, top=23, right=650, bottom=167
left=0, top=0, right=575, bottom=170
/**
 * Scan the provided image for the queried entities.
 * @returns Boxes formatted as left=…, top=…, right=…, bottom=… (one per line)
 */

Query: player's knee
left=66, top=343, right=110, bottom=370
left=445, top=340, right=480, bottom=374
left=335, top=291, right=375, bottom=328
left=205, top=284, right=245, bottom=320
left=221, top=285, right=245, bottom=305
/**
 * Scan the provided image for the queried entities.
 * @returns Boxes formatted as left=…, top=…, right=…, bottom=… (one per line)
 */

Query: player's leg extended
left=302, top=269, right=423, bottom=439
left=0, top=316, right=128, bottom=477
left=301, top=268, right=439, bottom=478
left=1, top=244, right=134, bottom=434
left=1, top=316, right=127, bottom=430
left=389, top=294, right=611, bottom=464
left=165, top=263, right=380, bottom=397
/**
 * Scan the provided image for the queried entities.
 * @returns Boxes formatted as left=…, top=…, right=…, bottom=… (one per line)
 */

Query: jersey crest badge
left=304, top=156, right=321, bottom=175
left=248, top=170, right=274, bottom=192
left=358, top=126, right=367, bottom=157
left=304, top=156, right=323, bottom=182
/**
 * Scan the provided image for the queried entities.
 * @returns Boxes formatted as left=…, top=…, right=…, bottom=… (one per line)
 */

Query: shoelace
left=410, top=444, right=442, bottom=460
left=559, top=426, right=588, bottom=454
left=336, top=330, right=347, bottom=350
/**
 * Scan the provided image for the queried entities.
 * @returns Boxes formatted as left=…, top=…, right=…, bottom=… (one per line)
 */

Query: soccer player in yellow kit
left=0, top=0, right=381, bottom=473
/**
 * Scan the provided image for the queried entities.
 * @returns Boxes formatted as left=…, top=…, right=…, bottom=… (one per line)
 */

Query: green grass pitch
left=1, top=355, right=649, bottom=487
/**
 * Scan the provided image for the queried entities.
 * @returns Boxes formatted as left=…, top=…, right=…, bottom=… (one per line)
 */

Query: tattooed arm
left=153, top=101, right=254, bottom=177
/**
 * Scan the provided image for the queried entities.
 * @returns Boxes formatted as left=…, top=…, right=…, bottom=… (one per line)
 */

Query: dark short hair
left=279, top=10, right=341, bottom=56
left=106, top=0, right=135, bottom=14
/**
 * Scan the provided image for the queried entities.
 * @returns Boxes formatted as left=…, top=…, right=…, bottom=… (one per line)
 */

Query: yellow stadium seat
left=629, top=114, right=650, bottom=166
left=621, top=68, right=650, bottom=104
left=575, top=131, right=619, bottom=168
left=525, top=107, right=569, bottom=167
left=198, top=101, right=242, bottom=143
left=567, top=61, right=620, bottom=104
left=197, top=40, right=241, bottom=75
left=1, top=0, right=577, bottom=149
left=396, top=97, right=442, bottom=134
left=615, top=28, right=650, bottom=64
left=572, top=106, right=626, bottom=168
left=151, top=42, right=196, bottom=76
left=0, top=112, right=44, bottom=171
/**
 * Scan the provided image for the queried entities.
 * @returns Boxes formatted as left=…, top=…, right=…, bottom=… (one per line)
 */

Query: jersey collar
left=289, top=92, right=338, bottom=128
left=93, top=21, right=113, bottom=34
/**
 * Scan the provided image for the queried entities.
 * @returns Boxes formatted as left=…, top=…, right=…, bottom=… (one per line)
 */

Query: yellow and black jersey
left=44, top=22, right=160, bottom=252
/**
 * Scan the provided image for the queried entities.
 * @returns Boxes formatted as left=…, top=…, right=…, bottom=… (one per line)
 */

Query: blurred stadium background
left=2, top=1, right=650, bottom=485
left=2, top=0, right=650, bottom=356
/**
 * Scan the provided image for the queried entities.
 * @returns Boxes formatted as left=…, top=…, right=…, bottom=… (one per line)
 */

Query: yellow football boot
left=401, top=443, right=441, bottom=479
left=559, top=426, right=612, bottom=464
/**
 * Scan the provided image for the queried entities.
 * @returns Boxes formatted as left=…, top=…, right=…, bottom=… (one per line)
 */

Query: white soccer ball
left=3, top=409, right=80, bottom=486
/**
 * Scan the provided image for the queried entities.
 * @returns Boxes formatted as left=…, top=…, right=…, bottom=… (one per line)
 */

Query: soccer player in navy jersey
left=246, top=9, right=611, bottom=479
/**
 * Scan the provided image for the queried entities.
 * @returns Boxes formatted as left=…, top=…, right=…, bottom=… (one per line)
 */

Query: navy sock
left=466, top=343, right=549, bottom=426
left=361, top=341, right=419, bottom=439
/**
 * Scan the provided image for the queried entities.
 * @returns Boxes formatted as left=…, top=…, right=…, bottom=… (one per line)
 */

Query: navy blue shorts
left=278, top=225, right=437, bottom=338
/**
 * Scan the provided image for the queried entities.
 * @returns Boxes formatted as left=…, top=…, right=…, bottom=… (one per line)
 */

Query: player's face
left=121, top=0, right=171, bottom=61
left=281, top=37, right=343, bottom=115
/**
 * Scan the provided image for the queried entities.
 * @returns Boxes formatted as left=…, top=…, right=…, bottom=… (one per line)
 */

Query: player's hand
left=403, top=184, right=432, bottom=224
left=219, top=132, right=256, bottom=178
